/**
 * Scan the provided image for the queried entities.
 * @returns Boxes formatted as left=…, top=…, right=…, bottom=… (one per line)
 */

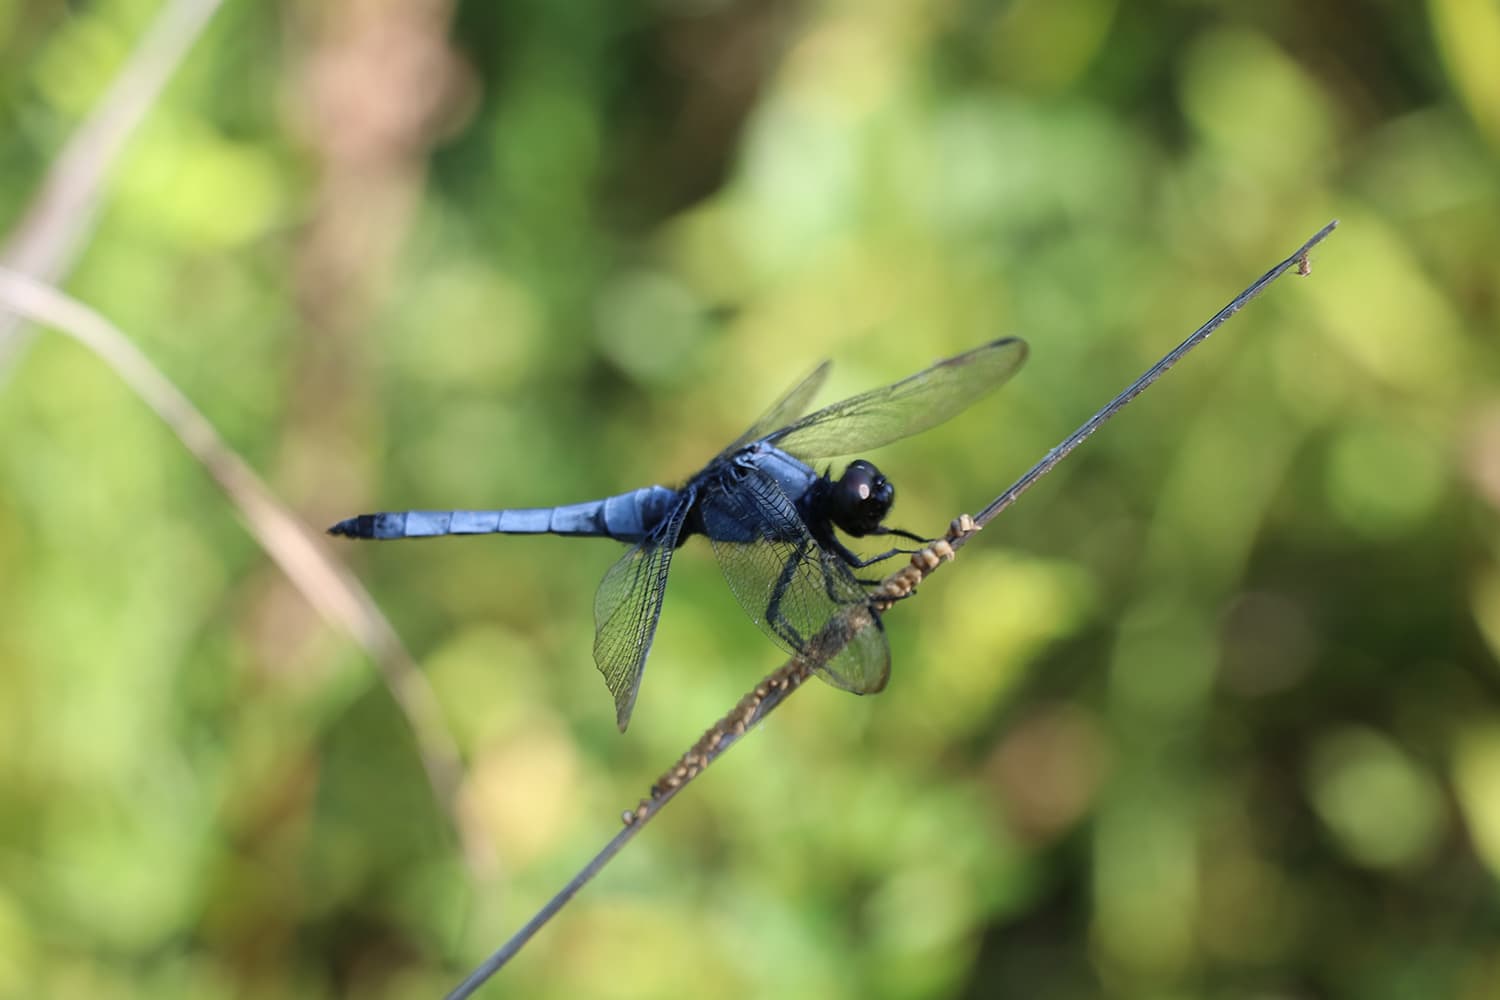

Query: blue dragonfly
left=330, top=338, right=1028, bottom=730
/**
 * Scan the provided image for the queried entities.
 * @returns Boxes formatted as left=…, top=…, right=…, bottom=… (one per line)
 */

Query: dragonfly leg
left=765, top=541, right=809, bottom=648
left=850, top=546, right=917, bottom=568
left=817, top=550, right=882, bottom=614
left=829, top=534, right=917, bottom=570
left=870, top=524, right=928, bottom=544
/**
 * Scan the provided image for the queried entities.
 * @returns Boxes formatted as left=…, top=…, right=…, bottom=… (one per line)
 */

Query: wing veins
left=721, top=360, right=833, bottom=456
left=701, top=466, right=889, bottom=694
left=592, top=497, right=692, bottom=731
left=768, top=337, right=1028, bottom=459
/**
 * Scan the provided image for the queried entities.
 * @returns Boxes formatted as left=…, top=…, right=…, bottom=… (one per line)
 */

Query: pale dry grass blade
left=0, top=269, right=493, bottom=875
left=0, top=0, right=224, bottom=371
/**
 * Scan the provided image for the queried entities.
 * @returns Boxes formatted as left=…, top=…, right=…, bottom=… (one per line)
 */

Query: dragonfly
left=330, top=338, right=1028, bottom=730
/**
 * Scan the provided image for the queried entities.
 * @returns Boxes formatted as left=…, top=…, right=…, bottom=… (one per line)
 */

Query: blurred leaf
left=1430, top=0, right=1500, bottom=147
left=1452, top=723, right=1500, bottom=876
left=1307, top=726, right=1446, bottom=870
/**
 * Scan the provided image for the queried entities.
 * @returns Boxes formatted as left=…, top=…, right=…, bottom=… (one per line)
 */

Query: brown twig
left=0, top=270, right=493, bottom=876
left=622, top=513, right=976, bottom=823
left=446, top=516, right=976, bottom=1000
left=446, top=221, right=1340, bottom=998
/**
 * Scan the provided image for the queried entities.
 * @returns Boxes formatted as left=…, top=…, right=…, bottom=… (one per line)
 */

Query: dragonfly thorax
left=328, top=337, right=1028, bottom=731
left=825, top=459, right=894, bottom=537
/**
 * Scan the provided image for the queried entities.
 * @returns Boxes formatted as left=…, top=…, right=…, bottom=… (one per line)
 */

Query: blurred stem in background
left=1, top=1, right=1498, bottom=998
left=0, top=0, right=222, bottom=372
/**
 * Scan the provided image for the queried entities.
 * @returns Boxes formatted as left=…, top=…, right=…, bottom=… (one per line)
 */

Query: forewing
left=720, top=360, right=832, bottom=456
left=769, top=337, right=1027, bottom=459
left=593, top=499, right=691, bottom=731
left=700, top=467, right=890, bottom=694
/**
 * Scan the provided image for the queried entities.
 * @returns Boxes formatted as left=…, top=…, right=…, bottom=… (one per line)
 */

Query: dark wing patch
left=592, top=498, right=692, bottom=731
left=700, top=466, right=890, bottom=695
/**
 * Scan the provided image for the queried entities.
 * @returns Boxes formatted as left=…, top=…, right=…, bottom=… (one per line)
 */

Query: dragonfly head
left=829, top=459, right=894, bottom=536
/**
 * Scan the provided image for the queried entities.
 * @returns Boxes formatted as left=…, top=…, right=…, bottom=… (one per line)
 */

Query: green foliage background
left=3, top=1, right=1499, bottom=997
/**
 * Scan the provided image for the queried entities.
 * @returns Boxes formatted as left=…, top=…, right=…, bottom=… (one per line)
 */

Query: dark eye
left=831, top=460, right=894, bottom=536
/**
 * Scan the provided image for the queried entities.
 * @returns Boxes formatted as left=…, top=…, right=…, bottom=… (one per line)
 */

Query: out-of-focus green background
left=3, top=1, right=1499, bottom=997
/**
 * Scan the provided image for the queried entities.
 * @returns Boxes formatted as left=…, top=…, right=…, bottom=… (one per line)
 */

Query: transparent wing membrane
left=720, top=360, right=832, bottom=457
left=770, top=338, right=1028, bottom=459
left=592, top=500, right=691, bottom=730
left=330, top=339, right=1028, bottom=729
left=701, top=467, right=890, bottom=695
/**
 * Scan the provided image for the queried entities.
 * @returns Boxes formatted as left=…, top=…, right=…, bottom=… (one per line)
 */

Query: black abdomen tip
left=328, top=515, right=375, bottom=538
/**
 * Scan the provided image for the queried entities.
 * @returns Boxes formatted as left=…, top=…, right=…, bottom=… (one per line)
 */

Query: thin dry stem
left=446, top=518, right=975, bottom=1000
left=965, top=219, right=1338, bottom=545
left=0, top=270, right=492, bottom=876
left=621, top=514, right=977, bottom=825
left=446, top=221, right=1340, bottom=998
left=0, top=0, right=225, bottom=373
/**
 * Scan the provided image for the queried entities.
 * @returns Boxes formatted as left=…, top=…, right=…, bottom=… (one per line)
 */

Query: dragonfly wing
left=593, top=497, right=692, bottom=731
left=700, top=467, right=890, bottom=695
left=720, top=360, right=832, bottom=457
left=769, top=337, right=1028, bottom=460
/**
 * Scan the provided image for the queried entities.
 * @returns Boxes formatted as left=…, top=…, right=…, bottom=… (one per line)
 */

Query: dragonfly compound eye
left=327, top=337, right=1029, bottom=730
left=833, top=459, right=894, bottom=535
